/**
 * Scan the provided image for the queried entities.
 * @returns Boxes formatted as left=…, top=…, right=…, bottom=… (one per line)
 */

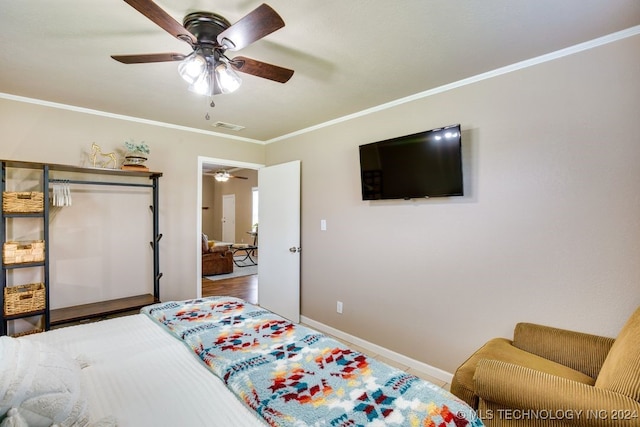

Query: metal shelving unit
left=1, top=159, right=162, bottom=335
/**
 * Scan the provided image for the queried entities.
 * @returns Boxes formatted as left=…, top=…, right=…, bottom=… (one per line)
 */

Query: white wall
left=0, top=99, right=265, bottom=305
left=266, top=34, right=640, bottom=373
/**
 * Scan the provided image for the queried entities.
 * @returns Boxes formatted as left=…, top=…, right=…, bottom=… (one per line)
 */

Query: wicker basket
left=4, top=283, right=45, bottom=316
left=2, top=240, right=45, bottom=264
left=12, top=328, right=44, bottom=337
left=2, top=192, right=44, bottom=213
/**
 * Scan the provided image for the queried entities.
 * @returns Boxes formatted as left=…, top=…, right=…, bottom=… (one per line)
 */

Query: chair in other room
left=201, top=233, right=233, bottom=276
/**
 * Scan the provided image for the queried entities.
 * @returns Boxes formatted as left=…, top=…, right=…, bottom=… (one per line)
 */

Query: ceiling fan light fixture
left=215, top=60, right=242, bottom=94
left=178, top=49, right=207, bottom=84
left=189, top=68, right=213, bottom=96
left=214, top=171, right=230, bottom=182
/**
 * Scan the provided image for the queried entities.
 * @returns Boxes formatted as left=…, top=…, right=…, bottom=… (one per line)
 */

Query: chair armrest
left=203, top=251, right=228, bottom=259
left=474, top=359, right=640, bottom=426
left=513, top=323, right=615, bottom=379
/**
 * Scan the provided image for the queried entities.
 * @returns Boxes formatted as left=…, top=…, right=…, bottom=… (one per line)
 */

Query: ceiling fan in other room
left=111, top=0, right=294, bottom=97
left=205, top=170, right=248, bottom=182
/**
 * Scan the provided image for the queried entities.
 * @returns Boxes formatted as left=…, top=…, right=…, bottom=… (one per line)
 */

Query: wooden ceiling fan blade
left=230, top=175, right=248, bottom=180
left=230, top=56, right=294, bottom=83
left=123, top=0, right=197, bottom=46
left=111, top=53, right=186, bottom=64
left=217, top=4, right=285, bottom=51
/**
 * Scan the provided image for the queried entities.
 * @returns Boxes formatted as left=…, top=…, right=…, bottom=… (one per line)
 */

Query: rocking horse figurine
left=90, top=143, right=117, bottom=169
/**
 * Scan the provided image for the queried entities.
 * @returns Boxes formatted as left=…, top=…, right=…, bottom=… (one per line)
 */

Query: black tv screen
left=359, top=124, right=463, bottom=200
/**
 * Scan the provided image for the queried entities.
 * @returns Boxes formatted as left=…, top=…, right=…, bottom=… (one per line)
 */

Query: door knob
left=289, top=247, right=301, bottom=253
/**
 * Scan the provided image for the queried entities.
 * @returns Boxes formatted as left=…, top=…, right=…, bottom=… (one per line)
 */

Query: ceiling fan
left=111, top=0, right=294, bottom=97
left=205, top=170, right=248, bottom=182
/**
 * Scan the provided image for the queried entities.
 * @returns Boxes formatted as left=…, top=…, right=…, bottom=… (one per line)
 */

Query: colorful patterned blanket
left=142, top=296, right=483, bottom=427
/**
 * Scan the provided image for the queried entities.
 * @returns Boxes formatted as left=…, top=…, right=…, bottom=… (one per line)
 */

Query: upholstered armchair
left=201, top=233, right=233, bottom=276
left=451, top=307, right=640, bottom=426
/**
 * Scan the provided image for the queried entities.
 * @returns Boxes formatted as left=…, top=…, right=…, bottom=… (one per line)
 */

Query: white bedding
left=22, top=314, right=266, bottom=427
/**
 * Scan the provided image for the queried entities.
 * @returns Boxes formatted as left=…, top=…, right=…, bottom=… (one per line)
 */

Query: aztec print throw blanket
left=142, top=296, right=483, bottom=427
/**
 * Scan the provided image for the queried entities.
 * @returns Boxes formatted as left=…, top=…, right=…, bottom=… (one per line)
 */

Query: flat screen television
left=359, top=124, right=463, bottom=200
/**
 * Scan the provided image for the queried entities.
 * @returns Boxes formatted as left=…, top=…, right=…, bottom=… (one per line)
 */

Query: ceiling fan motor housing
left=183, top=12, right=231, bottom=47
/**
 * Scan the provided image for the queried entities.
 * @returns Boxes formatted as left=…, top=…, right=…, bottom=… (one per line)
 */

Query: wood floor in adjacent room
left=201, top=273, right=258, bottom=304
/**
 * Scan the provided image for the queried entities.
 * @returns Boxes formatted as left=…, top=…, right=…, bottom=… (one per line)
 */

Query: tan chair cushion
left=451, top=337, right=595, bottom=408
left=595, top=307, right=640, bottom=400
left=209, top=244, right=230, bottom=253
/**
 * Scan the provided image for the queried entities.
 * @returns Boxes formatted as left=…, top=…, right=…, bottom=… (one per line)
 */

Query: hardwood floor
left=201, top=273, right=258, bottom=304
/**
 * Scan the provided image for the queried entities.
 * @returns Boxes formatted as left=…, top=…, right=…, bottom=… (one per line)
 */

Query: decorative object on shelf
left=90, top=143, right=117, bottom=169
left=122, top=140, right=150, bottom=171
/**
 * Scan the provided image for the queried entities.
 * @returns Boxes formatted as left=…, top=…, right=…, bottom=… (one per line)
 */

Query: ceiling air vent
left=212, top=121, right=245, bottom=131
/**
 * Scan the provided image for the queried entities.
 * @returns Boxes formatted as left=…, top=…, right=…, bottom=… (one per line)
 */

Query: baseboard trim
left=300, top=315, right=454, bottom=384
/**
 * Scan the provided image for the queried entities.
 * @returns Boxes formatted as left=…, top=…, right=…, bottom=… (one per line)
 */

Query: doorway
left=197, top=157, right=263, bottom=299
left=198, top=158, right=302, bottom=322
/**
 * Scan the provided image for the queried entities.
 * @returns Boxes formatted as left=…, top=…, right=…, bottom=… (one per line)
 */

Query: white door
left=222, top=194, right=235, bottom=243
left=258, top=161, right=301, bottom=322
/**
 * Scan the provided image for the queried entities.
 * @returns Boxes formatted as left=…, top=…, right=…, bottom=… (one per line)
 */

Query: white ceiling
left=1, top=1, right=639, bottom=143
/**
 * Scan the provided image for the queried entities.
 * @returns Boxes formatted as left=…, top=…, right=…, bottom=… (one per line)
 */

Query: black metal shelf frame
left=1, top=160, right=162, bottom=336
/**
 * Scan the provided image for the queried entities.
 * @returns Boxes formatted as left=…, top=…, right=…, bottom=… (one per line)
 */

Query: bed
left=1, top=296, right=483, bottom=426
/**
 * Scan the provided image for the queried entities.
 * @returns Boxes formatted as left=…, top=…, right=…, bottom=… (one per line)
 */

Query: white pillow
left=0, top=336, right=89, bottom=427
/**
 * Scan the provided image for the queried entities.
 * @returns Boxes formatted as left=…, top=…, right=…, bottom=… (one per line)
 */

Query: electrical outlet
left=337, top=301, right=343, bottom=314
